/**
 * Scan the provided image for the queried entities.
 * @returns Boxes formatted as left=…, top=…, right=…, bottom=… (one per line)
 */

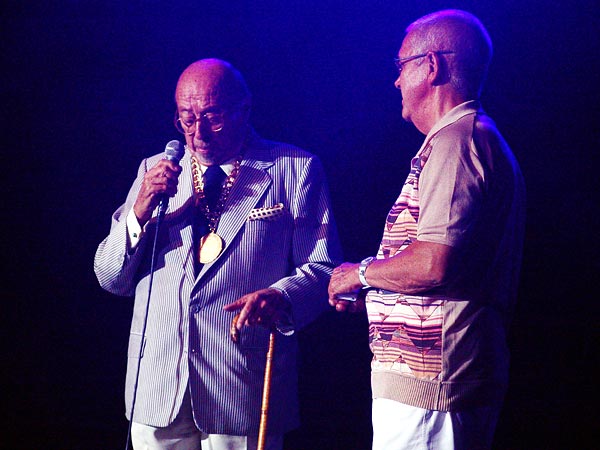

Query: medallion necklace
left=190, top=154, right=242, bottom=263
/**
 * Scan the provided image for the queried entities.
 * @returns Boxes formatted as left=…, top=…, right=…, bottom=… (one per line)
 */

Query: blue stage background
left=3, top=1, right=597, bottom=448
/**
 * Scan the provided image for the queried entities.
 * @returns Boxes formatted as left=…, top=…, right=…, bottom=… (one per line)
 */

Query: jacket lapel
left=169, top=154, right=197, bottom=286
left=196, top=139, right=274, bottom=281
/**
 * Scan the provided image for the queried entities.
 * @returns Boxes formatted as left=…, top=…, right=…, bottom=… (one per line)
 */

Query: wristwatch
left=358, top=256, right=374, bottom=288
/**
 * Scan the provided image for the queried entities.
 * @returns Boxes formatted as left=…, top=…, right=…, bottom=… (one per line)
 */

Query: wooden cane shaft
left=257, top=331, right=275, bottom=450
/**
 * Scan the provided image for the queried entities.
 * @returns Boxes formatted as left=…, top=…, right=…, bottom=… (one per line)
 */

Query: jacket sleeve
left=270, top=155, right=343, bottom=329
left=94, top=158, right=151, bottom=296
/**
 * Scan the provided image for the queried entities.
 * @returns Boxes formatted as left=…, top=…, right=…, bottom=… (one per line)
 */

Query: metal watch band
left=358, top=256, right=374, bottom=287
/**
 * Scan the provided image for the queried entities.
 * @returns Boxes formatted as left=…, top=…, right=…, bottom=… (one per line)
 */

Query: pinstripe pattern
left=94, top=130, right=342, bottom=434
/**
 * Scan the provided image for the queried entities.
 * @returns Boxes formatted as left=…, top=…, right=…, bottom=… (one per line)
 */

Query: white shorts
left=131, top=389, right=283, bottom=450
left=372, top=398, right=500, bottom=450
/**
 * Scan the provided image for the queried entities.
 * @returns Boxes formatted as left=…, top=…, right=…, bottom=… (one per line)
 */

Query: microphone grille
left=164, top=140, right=184, bottom=162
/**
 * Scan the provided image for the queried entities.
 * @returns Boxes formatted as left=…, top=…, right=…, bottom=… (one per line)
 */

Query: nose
left=394, top=76, right=402, bottom=90
left=194, top=118, right=213, bottom=142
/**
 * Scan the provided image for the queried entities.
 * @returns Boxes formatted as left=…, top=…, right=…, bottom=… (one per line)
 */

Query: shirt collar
left=416, top=100, right=482, bottom=156
left=197, top=158, right=237, bottom=177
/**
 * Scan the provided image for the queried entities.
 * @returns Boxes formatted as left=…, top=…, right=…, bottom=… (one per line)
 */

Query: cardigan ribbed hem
left=371, top=370, right=506, bottom=412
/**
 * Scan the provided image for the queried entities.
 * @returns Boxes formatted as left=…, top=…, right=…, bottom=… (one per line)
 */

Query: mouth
left=193, top=141, right=212, bottom=152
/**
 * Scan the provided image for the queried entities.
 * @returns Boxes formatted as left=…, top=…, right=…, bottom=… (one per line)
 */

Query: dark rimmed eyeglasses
left=394, top=50, right=455, bottom=74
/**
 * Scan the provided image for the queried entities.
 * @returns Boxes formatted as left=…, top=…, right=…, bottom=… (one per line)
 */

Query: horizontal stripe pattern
left=368, top=290, right=443, bottom=380
left=366, top=103, right=525, bottom=412
left=368, top=147, right=444, bottom=381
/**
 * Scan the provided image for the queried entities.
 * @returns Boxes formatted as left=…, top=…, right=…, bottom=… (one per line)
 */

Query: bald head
left=175, top=58, right=251, bottom=108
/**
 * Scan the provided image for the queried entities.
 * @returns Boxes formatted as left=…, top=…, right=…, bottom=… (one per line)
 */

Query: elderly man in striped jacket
left=95, top=58, right=342, bottom=450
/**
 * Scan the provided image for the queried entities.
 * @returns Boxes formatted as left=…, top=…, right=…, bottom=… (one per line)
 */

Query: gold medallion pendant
left=198, top=232, right=224, bottom=264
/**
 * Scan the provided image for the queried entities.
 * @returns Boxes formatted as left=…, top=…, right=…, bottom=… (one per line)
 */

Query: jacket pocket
left=239, top=326, right=270, bottom=371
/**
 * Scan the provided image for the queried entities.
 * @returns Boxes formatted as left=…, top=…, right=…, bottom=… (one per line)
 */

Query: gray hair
left=406, top=10, right=493, bottom=98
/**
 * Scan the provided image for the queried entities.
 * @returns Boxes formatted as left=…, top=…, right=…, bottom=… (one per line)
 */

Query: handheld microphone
left=158, top=140, right=184, bottom=217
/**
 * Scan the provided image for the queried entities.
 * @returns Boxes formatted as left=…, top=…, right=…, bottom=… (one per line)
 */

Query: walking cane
left=231, top=313, right=275, bottom=450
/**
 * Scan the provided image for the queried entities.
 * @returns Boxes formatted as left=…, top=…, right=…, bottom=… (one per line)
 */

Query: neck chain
left=190, top=156, right=242, bottom=232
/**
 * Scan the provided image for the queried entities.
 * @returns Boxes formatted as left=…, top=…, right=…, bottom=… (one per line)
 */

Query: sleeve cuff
left=271, top=287, right=295, bottom=336
left=126, top=208, right=144, bottom=251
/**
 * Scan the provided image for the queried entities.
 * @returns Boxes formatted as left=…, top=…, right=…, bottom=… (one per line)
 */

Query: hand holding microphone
left=157, top=140, right=185, bottom=217
left=133, top=140, right=184, bottom=225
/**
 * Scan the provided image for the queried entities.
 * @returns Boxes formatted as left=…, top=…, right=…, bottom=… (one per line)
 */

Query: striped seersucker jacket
left=94, top=131, right=342, bottom=435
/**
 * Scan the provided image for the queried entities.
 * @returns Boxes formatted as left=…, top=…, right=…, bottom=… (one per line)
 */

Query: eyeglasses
left=394, top=51, right=455, bottom=74
left=175, top=110, right=226, bottom=135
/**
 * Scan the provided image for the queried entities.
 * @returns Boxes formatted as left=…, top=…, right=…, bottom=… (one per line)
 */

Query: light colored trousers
left=131, top=389, right=283, bottom=450
left=372, top=398, right=500, bottom=450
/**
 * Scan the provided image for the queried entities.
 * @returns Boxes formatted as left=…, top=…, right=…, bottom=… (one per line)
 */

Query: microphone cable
left=125, top=209, right=164, bottom=450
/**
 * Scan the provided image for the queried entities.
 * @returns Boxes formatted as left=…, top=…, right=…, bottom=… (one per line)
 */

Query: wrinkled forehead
left=176, top=80, right=229, bottom=111
left=175, top=66, right=245, bottom=111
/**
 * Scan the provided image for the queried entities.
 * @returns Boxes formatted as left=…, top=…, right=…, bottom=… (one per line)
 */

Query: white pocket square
left=248, top=203, right=285, bottom=221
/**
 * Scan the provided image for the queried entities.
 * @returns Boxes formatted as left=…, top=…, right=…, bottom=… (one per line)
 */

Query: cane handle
left=230, top=313, right=241, bottom=342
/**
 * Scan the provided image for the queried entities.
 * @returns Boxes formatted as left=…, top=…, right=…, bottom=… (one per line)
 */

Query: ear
left=427, top=51, right=449, bottom=86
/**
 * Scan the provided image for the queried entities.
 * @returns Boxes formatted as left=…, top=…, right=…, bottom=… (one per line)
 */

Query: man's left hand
left=224, top=288, right=289, bottom=331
